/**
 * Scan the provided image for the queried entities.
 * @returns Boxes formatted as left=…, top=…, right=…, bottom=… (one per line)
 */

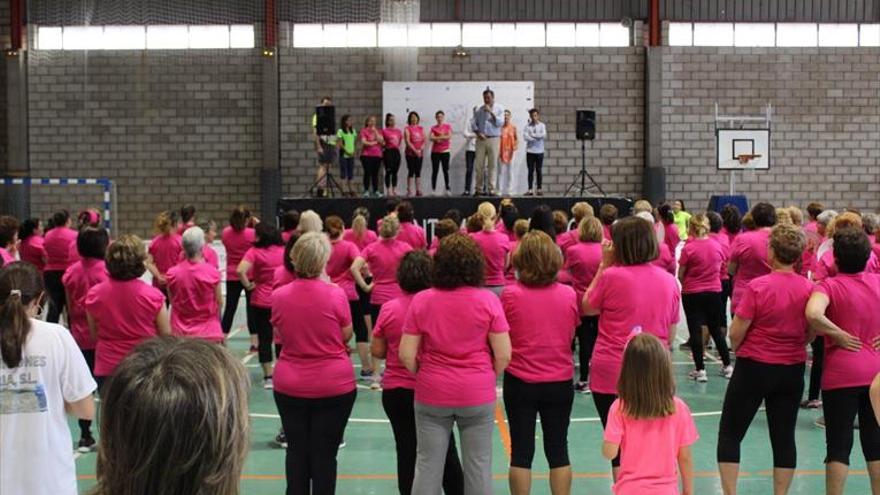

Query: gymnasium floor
left=72, top=303, right=871, bottom=495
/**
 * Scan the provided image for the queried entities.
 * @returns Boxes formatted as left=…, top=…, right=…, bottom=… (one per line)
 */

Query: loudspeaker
left=576, top=110, right=596, bottom=141
left=642, top=166, right=666, bottom=207
left=315, top=106, right=336, bottom=136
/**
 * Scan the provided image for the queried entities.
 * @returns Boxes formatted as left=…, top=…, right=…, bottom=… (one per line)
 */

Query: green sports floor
left=72, top=308, right=872, bottom=494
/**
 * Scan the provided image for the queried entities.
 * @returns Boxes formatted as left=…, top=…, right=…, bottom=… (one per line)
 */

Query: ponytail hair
left=0, top=262, right=44, bottom=368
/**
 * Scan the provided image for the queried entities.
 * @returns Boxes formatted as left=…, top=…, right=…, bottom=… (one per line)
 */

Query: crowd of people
left=2, top=196, right=880, bottom=495
left=313, top=90, right=548, bottom=199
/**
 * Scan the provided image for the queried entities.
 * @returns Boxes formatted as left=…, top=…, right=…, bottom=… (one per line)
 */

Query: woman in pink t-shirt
left=18, top=218, right=46, bottom=271
left=395, top=201, right=427, bottom=250
left=718, top=224, right=814, bottom=494
left=44, top=209, right=78, bottom=323
left=404, top=111, right=425, bottom=197
left=656, top=203, right=680, bottom=255
left=400, top=234, right=512, bottom=495
left=351, top=215, right=413, bottom=324
left=166, top=227, right=223, bottom=343
left=707, top=211, right=733, bottom=336
left=371, top=251, right=464, bottom=495
left=565, top=216, right=604, bottom=393
left=237, top=223, right=284, bottom=388
left=382, top=113, right=403, bottom=197
left=0, top=215, right=18, bottom=267
left=360, top=115, right=385, bottom=197
left=583, top=216, right=681, bottom=474
left=220, top=206, right=257, bottom=348
left=502, top=232, right=580, bottom=494
left=62, top=227, right=109, bottom=450
left=470, top=202, right=510, bottom=294
left=429, top=110, right=452, bottom=195
left=602, top=333, right=698, bottom=495
left=147, top=211, right=182, bottom=297
left=806, top=227, right=880, bottom=492
left=270, top=232, right=356, bottom=495
left=86, top=235, right=171, bottom=384
left=729, top=203, right=777, bottom=313
left=678, top=214, right=732, bottom=382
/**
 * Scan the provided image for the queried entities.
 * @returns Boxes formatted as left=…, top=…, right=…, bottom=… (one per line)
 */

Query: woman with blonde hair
left=220, top=205, right=256, bottom=346
left=502, top=231, right=580, bottom=494
left=91, top=337, right=249, bottom=495
left=470, top=202, right=511, bottom=295
left=351, top=215, right=413, bottom=327
left=558, top=202, right=594, bottom=252
left=147, top=211, right=182, bottom=296
left=565, top=216, right=604, bottom=393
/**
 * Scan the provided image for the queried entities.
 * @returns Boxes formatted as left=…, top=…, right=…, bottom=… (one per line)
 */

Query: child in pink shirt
left=429, top=111, right=453, bottom=195
left=404, top=112, right=425, bottom=196
left=602, top=333, right=698, bottom=495
left=382, top=114, right=404, bottom=197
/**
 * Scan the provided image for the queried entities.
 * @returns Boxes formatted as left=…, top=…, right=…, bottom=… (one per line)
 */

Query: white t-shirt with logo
left=0, top=318, right=97, bottom=495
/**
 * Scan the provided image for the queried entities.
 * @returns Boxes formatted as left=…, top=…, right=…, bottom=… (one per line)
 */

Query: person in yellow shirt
left=498, top=110, right=518, bottom=196
left=672, top=200, right=692, bottom=240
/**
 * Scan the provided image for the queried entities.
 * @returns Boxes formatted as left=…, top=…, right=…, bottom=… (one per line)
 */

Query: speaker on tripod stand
left=566, top=110, right=606, bottom=197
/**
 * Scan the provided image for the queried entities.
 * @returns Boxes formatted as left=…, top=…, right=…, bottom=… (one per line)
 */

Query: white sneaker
left=688, top=370, right=708, bottom=383
left=263, top=378, right=273, bottom=390
left=370, top=379, right=381, bottom=390
left=720, top=365, right=734, bottom=379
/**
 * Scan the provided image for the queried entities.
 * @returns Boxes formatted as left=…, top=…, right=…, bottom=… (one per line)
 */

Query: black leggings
left=503, top=373, right=574, bottom=469
left=526, top=153, right=544, bottom=190
left=382, top=387, right=464, bottom=495
left=44, top=270, right=66, bottom=324
left=350, top=300, right=368, bottom=343
left=369, top=303, right=384, bottom=325
left=431, top=152, right=450, bottom=190
left=717, top=358, right=804, bottom=468
left=78, top=349, right=96, bottom=437
left=576, top=316, right=599, bottom=382
left=823, top=386, right=880, bottom=465
left=362, top=156, right=382, bottom=193
left=682, top=291, right=731, bottom=370
left=719, top=278, right=732, bottom=328
left=464, top=150, right=475, bottom=193
left=384, top=149, right=401, bottom=188
left=275, top=390, right=357, bottom=495
left=221, top=280, right=255, bottom=335
left=808, top=338, right=825, bottom=401
left=406, top=155, right=423, bottom=179
left=250, top=305, right=274, bottom=366
left=593, top=392, right=620, bottom=467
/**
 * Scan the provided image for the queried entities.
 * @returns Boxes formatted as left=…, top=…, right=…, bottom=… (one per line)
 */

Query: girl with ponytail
left=0, top=262, right=97, bottom=495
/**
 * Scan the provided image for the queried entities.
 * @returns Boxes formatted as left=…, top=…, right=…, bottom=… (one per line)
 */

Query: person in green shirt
left=336, top=114, right=357, bottom=197
left=672, top=199, right=692, bottom=240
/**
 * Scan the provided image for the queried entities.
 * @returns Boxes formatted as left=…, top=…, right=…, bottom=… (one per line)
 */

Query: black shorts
left=319, top=141, right=337, bottom=164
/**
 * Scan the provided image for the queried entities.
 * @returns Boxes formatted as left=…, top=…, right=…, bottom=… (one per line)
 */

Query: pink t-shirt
left=735, top=271, right=813, bottom=364
left=603, top=224, right=614, bottom=241
left=86, top=278, right=165, bottom=377
left=62, top=258, right=109, bottom=350
left=221, top=226, right=256, bottom=281
left=470, top=230, right=511, bottom=286
left=813, top=249, right=880, bottom=282
left=242, top=245, right=285, bottom=308
left=273, top=265, right=296, bottom=290
left=403, top=287, right=510, bottom=407
left=373, top=294, right=417, bottom=391
left=398, top=222, right=428, bottom=250
left=586, top=264, right=681, bottom=395
left=166, top=259, right=223, bottom=342
left=604, top=397, right=699, bottom=495
left=19, top=235, right=46, bottom=271
left=679, top=237, right=724, bottom=294
left=709, top=232, right=731, bottom=281
left=501, top=282, right=580, bottom=383
left=271, top=278, right=354, bottom=398
left=176, top=245, right=220, bottom=270
left=149, top=233, right=183, bottom=287
left=176, top=221, right=195, bottom=236
left=0, top=248, right=14, bottom=265
left=44, top=226, right=78, bottom=271
left=405, top=125, right=425, bottom=157
left=565, top=241, right=603, bottom=308
left=359, top=127, right=383, bottom=158
left=327, top=239, right=360, bottom=301
left=662, top=223, right=680, bottom=254
left=281, top=229, right=296, bottom=244
left=343, top=228, right=378, bottom=250
left=729, top=228, right=772, bottom=311
left=653, top=243, right=676, bottom=275
left=361, top=239, right=413, bottom=305
left=430, top=123, right=452, bottom=153
left=557, top=229, right=579, bottom=254
left=382, top=127, right=403, bottom=149
left=814, top=273, right=880, bottom=390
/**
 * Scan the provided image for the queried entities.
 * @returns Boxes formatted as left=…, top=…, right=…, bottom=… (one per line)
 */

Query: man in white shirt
left=461, top=107, right=478, bottom=196
left=471, top=89, right=504, bottom=196
left=523, top=108, right=547, bottom=196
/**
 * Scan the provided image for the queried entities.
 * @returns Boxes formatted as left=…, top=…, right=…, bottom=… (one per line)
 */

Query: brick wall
left=27, top=49, right=263, bottom=236
left=662, top=47, right=880, bottom=211
left=279, top=46, right=646, bottom=199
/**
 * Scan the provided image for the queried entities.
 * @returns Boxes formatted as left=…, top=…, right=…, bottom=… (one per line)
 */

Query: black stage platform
left=278, top=195, right=633, bottom=229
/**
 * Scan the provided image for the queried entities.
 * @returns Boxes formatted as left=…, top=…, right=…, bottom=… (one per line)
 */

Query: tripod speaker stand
left=565, top=139, right=606, bottom=197
left=308, top=161, right=345, bottom=198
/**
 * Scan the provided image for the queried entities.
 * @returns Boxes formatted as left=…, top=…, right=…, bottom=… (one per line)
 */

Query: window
left=36, top=25, right=254, bottom=50
left=776, top=23, right=817, bottom=47
left=574, top=23, right=599, bottom=47
left=292, top=24, right=323, bottom=48
left=230, top=25, right=254, bottom=48
left=461, top=23, right=492, bottom=47
left=406, top=23, right=432, bottom=47
left=431, top=23, right=461, bottom=47
left=490, top=23, right=516, bottom=47
left=146, top=25, right=192, bottom=49
left=320, top=24, right=347, bottom=48
left=103, top=26, right=146, bottom=50
left=693, top=23, right=734, bottom=46
left=668, top=23, right=692, bottom=46
left=861, top=24, right=880, bottom=46
left=377, top=23, right=407, bottom=47
left=546, top=23, right=576, bottom=47
left=346, top=23, right=377, bottom=48
left=62, top=26, right=103, bottom=50
left=514, top=23, right=545, bottom=47
left=599, top=23, right=630, bottom=47
left=734, top=23, right=775, bottom=47
left=818, top=24, right=858, bottom=47
left=188, top=25, right=230, bottom=49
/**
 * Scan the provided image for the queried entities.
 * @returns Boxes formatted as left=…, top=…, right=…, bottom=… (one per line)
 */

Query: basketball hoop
left=737, top=154, right=762, bottom=166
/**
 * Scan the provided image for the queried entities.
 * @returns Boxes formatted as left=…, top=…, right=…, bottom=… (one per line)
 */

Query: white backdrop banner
left=382, top=81, right=535, bottom=195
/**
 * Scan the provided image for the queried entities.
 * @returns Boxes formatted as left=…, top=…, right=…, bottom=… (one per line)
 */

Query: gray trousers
left=412, top=401, right=496, bottom=495
left=474, top=137, right=500, bottom=194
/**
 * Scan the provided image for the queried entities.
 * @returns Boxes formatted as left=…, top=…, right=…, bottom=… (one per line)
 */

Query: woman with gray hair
left=815, top=209, right=839, bottom=262
left=165, top=227, right=224, bottom=343
left=298, top=210, right=323, bottom=234
left=271, top=232, right=356, bottom=495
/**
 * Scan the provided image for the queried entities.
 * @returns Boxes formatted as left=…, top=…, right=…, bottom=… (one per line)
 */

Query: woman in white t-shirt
left=0, top=262, right=97, bottom=495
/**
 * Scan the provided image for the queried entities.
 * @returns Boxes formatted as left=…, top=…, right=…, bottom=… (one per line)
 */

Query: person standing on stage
left=312, top=96, right=336, bottom=198
left=523, top=108, right=546, bottom=197
left=336, top=114, right=357, bottom=197
left=382, top=114, right=403, bottom=198
left=472, top=88, right=504, bottom=196
left=462, top=107, right=478, bottom=196
left=429, top=111, right=453, bottom=196
left=498, top=110, right=518, bottom=196
left=360, top=115, right=385, bottom=198
left=404, top=112, right=425, bottom=197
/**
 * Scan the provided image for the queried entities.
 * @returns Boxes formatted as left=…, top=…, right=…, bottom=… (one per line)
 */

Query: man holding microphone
left=472, top=88, right=504, bottom=196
